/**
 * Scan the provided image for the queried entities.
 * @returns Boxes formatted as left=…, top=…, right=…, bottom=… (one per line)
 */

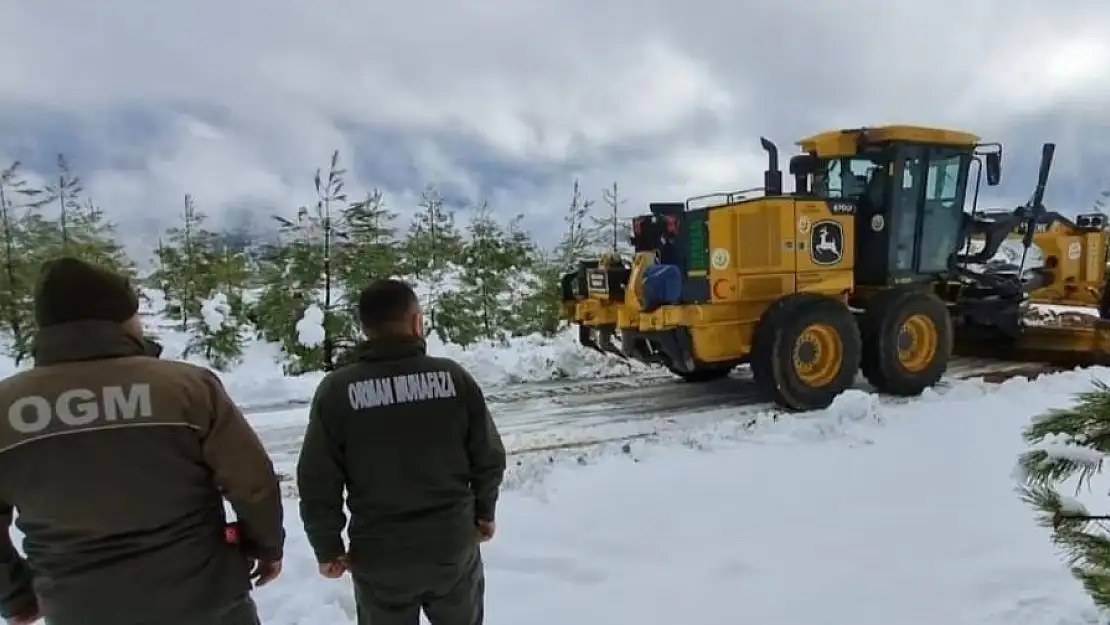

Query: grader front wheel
left=751, top=294, right=862, bottom=411
left=859, top=288, right=952, bottom=396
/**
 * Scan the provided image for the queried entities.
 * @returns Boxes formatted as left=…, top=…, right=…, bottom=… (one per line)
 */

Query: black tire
left=858, top=288, right=952, bottom=396
left=750, top=293, right=862, bottom=411
left=668, top=365, right=732, bottom=383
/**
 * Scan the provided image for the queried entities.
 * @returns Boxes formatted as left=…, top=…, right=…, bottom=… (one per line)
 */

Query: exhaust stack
left=760, top=137, right=783, bottom=197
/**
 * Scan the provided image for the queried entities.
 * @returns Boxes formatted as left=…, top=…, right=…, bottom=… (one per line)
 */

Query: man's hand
left=248, top=559, right=283, bottom=587
left=5, top=603, right=42, bottom=625
left=318, top=554, right=349, bottom=579
left=476, top=519, right=496, bottom=543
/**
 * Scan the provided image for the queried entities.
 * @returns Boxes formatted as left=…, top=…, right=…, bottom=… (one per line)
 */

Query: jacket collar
left=33, top=320, right=164, bottom=366
left=353, top=335, right=427, bottom=362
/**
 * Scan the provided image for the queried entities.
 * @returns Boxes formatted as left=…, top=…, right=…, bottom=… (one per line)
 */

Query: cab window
left=812, top=158, right=884, bottom=198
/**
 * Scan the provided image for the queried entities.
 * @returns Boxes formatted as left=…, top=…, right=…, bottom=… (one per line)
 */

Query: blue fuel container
left=641, top=264, right=683, bottom=311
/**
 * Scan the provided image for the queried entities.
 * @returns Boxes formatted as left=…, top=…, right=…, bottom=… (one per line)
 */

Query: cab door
left=917, top=148, right=970, bottom=274
left=888, top=145, right=925, bottom=278
left=888, top=144, right=971, bottom=279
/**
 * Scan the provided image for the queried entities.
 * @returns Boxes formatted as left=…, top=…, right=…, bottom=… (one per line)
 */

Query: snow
left=238, top=366, right=1110, bottom=625
left=295, top=304, right=327, bottom=348
left=200, top=292, right=232, bottom=332
left=1028, top=432, right=1106, bottom=468
left=10, top=289, right=1110, bottom=623
left=962, top=237, right=1045, bottom=276
left=1057, top=495, right=1090, bottom=517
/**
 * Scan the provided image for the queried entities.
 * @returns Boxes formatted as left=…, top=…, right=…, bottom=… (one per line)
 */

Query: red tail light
left=663, top=215, right=679, bottom=235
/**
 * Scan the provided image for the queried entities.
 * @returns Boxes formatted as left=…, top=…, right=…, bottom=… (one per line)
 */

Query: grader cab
left=559, top=124, right=1110, bottom=412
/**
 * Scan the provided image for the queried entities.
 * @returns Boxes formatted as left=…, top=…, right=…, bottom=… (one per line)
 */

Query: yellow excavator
left=559, top=125, right=1110, bottom=411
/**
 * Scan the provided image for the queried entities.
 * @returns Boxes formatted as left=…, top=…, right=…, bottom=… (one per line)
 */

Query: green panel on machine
left=685, top=209, right=708, bottom=272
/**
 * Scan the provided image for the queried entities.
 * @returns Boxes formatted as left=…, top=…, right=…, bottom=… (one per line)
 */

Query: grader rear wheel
left=751, top=293, right=862, bottom=411
left=859, top=288, right=952, bottom=396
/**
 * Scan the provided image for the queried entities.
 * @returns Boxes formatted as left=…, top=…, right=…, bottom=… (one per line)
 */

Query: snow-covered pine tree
left=150, top=194, right=220, bottom=334
left=254, top=211, right=331, bottom=374
left=0, top=161, right=50, bottom=363
left=440, top=202, right=532, bottom=346
left=311, top=149, right=352, bottom=371
left=497, top=213, right=538, bottom=336
left=40, top=154, right=83, bottom=252
left=185, top=244, right=252, bottom=371
left=401, top=184, right=464, bottom=340
left=1018, top=382, right=1110, bottom=610
left=250, top=237, right=305, bottom=350
left=590, top=181, right=632, bottom=258
left=516, top=246, right=564, bottom=337
left=252, top=150, right=355, bottom=374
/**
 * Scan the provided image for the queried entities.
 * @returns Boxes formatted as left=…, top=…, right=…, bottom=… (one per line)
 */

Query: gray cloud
left=1, top=0, right=1108, bottom=247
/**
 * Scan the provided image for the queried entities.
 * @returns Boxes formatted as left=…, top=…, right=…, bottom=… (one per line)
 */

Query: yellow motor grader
left=559, top=125, right=1110, bottom=411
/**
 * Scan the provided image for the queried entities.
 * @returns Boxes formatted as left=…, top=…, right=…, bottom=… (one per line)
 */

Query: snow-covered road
left=249, top=357, right=1068, bottom=487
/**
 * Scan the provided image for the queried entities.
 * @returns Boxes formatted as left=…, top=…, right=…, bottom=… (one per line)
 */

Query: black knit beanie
left=33, top=257, right=140, bottom=328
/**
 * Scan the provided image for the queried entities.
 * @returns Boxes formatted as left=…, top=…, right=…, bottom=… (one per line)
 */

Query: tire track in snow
left=496, top=359, right=1063, bottom=457
left=256, top=357, right=1064, bottom=482
left=241, top=370, right=675, bottom=415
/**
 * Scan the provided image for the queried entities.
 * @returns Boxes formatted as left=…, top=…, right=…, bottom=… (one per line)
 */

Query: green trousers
left=352, top=546, right=484, bottom=625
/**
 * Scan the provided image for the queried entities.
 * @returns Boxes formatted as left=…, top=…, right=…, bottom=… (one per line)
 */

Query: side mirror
left=985, top=152, right=1001, bottom=186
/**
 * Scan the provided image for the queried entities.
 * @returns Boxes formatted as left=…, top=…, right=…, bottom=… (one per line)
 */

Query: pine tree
left=252, top=150, right=355, bottom=374
left=440, top=203, right=532, bottom=345
left=589, top=181, right=632, bottom=257
left=150, top=194, right=220, bottom=334
left=1018, top=382, right=1110, bottom=610
left=313, top=150, right=348, bottom=370
left=500, top=214, right=539, bottom=336
left=65, top=198, right=134, bottom=275
left=401, top=185, right=464, bottom=340
left=559, top=179, right=596, bottom=265
left=337, top=189, right=399, bottom=284
left=518, top=179, right=598, bottom=336
left=41, top=154, right=83, bottom=251
left=0, top=162, right=50, bottom=363
left=515, top=246, right=562, bottom=337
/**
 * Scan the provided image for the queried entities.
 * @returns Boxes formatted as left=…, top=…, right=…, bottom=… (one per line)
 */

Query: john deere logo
left=810, top=220, right=844, bottom=266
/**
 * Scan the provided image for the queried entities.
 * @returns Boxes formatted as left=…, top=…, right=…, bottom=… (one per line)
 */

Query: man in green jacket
left=296, top=279, right=506, bottom=625
left=0, top=257, right=284, bottom=625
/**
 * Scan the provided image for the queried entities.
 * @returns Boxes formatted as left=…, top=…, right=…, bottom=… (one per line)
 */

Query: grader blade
left=954, top=319, right=1110, bottom=369
left=597, top=327, right=627, bottom=358
left=577, top=325, right=604, bottom=353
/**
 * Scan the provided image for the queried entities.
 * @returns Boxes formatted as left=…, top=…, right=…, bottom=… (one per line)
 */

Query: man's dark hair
left=357, top=279, right=419, bottom=332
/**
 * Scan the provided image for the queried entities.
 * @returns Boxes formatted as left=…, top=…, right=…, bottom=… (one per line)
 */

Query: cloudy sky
left=2, top=0, right=1109, bottom=254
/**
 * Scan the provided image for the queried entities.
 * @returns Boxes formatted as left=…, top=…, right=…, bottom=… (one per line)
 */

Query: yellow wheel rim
left=792, top=323, right=843, bottom=387
left=897, top=313, right=938, bottom=373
